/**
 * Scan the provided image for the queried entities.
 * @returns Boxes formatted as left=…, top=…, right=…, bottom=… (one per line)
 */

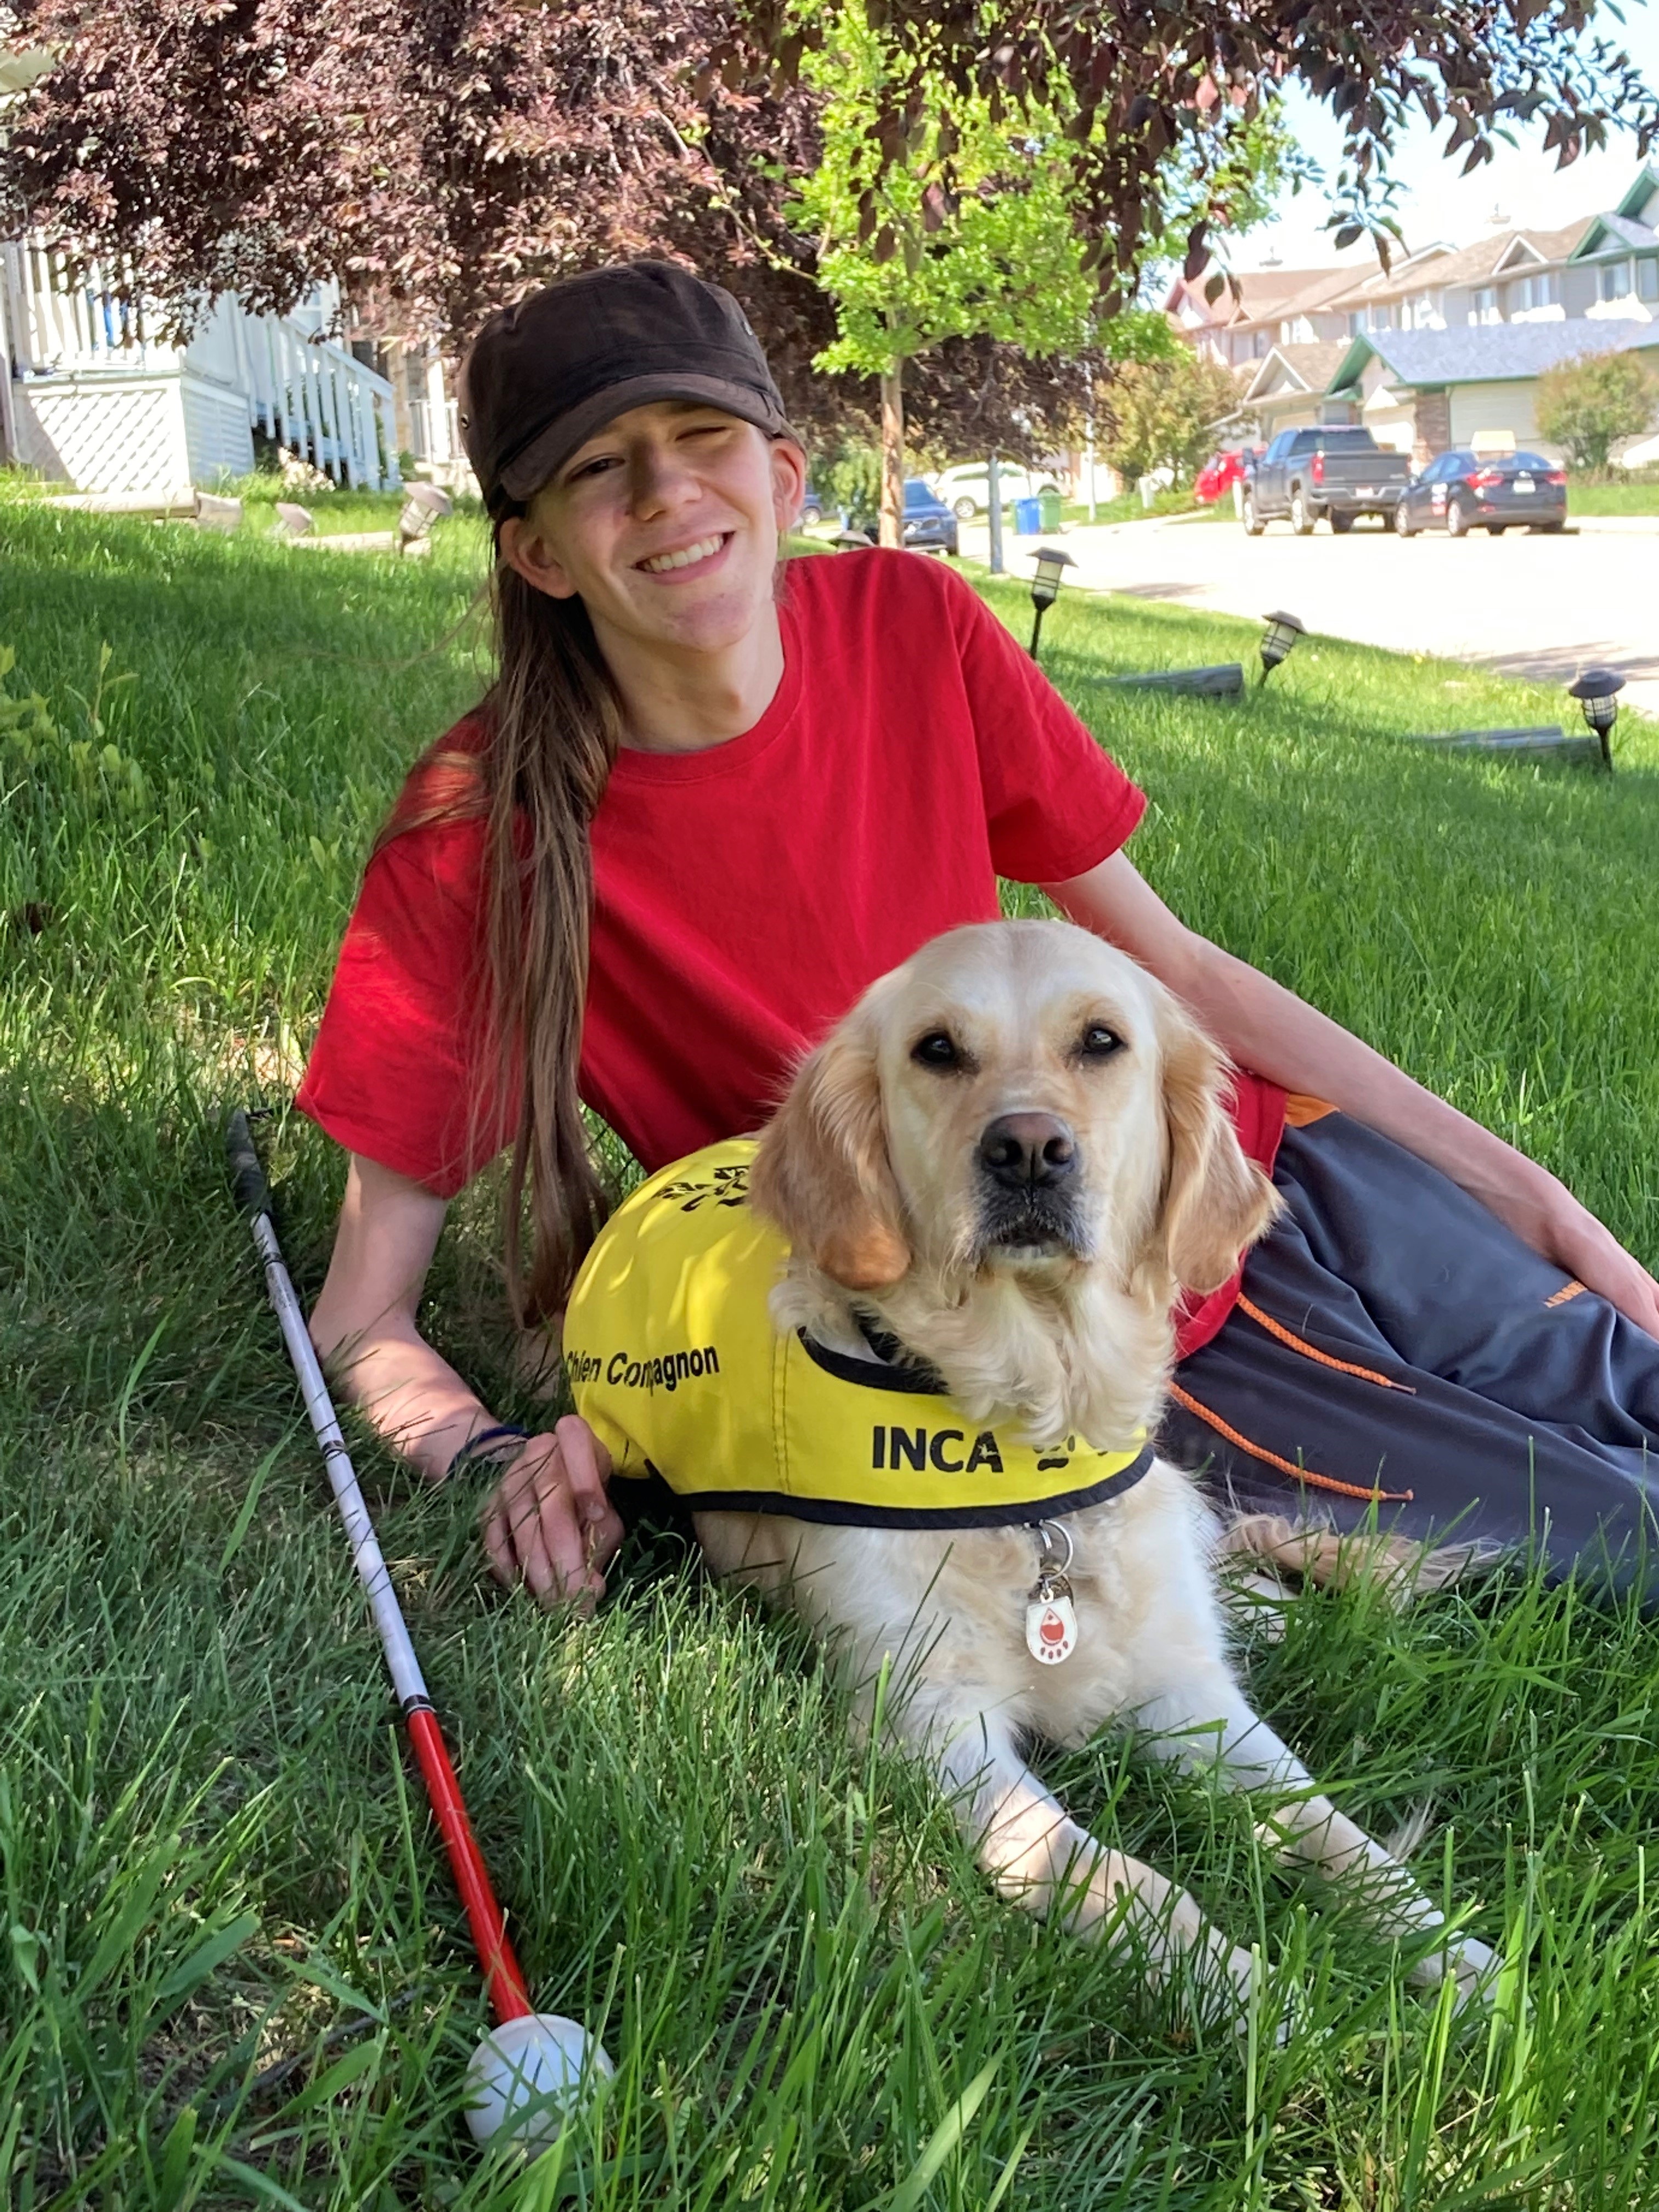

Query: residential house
left=1330, top=223, right=1588, bottom=336
left=1, top=244, right=402, bottom=495
left=1568, top=170, right=1659, bottom=320
left=1326, top=319, right=1659, bottom=464
left=1164, top=263, right=1354, bottom=368
left=1231, top=342, right=1355, bottom=443
left=1192, top=166, right=1659, bottom=464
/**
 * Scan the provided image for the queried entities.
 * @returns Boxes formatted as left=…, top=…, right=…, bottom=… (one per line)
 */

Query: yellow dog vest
left=563, top=1138, right=1152, bottom=1529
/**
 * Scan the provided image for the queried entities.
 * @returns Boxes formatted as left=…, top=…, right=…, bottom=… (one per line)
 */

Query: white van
left=930, top=461, right=1063, bottom=520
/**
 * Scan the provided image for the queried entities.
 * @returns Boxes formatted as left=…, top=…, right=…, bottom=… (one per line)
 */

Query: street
left=965, top=511, right=1659, bottom=720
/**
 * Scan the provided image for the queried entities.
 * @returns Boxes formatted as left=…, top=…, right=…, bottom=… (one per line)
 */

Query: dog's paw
left=1407, top=1929, right=1501, bottom=2012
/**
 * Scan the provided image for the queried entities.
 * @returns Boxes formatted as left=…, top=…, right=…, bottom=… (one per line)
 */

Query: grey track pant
left=1163, top=1109, right=1659, bottom=1592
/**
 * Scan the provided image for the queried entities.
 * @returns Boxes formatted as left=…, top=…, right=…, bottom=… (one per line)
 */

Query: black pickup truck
left=1241, top=426, right=1412, bottom=535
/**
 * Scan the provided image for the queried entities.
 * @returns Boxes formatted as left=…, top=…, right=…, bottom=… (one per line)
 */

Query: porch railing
left=242, top=314, right=398, bottom=490
left=2, top=240, right=400, bottom=490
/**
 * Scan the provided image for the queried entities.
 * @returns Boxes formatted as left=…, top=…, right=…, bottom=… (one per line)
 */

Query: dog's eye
left=1079, top=1024, right=1124, bottom=1059
left=911, top=1030, right=961, bottom=1070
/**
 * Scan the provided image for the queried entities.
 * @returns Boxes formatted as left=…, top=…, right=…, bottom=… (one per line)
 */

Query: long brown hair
left=378, top=549, right=623, bottom=1326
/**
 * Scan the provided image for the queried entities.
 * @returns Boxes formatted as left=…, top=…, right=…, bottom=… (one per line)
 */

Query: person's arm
left=1045, top=850, right=1659, bottom=1337
left=308, top=1152, right=624, bottom=1605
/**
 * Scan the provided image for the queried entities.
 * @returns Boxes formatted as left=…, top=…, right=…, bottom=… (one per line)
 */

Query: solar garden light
left=1567, top=668, right=1626, bottom=770
left=1259, top=610, right=1306, bottom=682
left=1028, top=545, right=1075, bottom=661
left=398, top=481, right=453, bottom=553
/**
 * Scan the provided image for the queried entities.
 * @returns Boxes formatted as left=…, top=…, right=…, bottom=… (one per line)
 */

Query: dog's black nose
left=978, top=1113, right=1077, bottom=1190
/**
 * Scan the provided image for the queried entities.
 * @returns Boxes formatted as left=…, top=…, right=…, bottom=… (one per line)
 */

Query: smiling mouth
left=637, top=532, right=730, bottom=575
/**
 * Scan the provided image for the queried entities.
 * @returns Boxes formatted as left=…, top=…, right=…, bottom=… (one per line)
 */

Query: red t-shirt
left=297, top=548, right=1285, bottom=1356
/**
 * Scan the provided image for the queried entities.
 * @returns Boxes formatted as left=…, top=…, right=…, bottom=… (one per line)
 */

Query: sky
left=1224, top=1, right=1659, bottom=275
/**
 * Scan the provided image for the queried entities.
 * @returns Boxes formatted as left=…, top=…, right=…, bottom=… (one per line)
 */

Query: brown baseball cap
left=459, top=262, right=798, bottom=513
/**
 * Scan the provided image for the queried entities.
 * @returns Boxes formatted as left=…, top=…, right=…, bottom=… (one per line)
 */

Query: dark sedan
left=901, top=477, right=960, bottom=554
left=1394, top=448, right=1568, bottom=538
left=842, top=479, right=961, bottom=553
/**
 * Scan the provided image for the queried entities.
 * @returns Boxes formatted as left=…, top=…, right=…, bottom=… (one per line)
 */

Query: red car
left=1194, top=448, right=1248, bottom=504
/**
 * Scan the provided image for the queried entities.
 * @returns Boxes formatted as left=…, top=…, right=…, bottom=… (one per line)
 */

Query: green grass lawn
left=4, top=504, right=1659, bottom=2207
left=1056, top=492, right=1215, bottom=528
left=1566, top=477, right=1659, bottom=516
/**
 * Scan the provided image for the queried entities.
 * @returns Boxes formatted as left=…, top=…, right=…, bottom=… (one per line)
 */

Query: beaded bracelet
left=445, top=1422, right=531, bottom=1480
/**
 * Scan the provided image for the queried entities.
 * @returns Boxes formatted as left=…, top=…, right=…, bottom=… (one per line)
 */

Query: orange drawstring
left=1167, top=1381, right=1414, bottom=1504
left=1236, top=1295, right=1416, bottom=1393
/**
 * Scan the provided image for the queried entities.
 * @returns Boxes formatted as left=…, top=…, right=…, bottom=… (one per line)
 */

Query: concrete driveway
left=967, top=511, right=1659, bottom=720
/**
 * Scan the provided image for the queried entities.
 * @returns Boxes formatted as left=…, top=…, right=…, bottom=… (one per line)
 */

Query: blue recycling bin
left=1013, top=495, right=1041, bottom=536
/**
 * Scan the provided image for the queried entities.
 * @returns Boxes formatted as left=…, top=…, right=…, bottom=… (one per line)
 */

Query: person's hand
left=479, top=1415, right=624, bottom=1610
left=1519, top=1177, right=1659, bottom=1341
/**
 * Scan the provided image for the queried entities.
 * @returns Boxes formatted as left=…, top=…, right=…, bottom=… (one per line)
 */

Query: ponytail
left=376, top=553, right=622, bottom=1325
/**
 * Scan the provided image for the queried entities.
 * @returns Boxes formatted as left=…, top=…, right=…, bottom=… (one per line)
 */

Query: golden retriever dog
left=681, top=918, right=1497, bottom=2026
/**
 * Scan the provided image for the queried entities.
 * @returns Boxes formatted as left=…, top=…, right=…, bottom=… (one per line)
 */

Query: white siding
left=182, top=375, right=256, bottom=482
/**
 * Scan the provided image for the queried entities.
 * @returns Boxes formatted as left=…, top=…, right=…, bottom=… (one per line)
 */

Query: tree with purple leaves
left=5, top=0, right=1655, bottom=455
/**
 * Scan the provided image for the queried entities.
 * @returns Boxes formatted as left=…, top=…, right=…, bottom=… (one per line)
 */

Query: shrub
left=1101, top=350, right=1240, bottom=489
left=1536, top=349, right=1659, bottom=471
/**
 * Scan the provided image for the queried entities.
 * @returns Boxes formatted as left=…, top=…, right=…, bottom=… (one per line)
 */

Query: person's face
left=499, top=401, right=806, bottom=659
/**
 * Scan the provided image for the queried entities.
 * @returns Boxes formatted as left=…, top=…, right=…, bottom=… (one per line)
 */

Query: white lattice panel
left=5, top=236, right=398, bottom=489
left=13, top=375, right=190, bottom=493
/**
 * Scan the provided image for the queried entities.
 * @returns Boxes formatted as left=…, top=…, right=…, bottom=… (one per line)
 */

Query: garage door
left=1448, top=381, right=1550, bottom=457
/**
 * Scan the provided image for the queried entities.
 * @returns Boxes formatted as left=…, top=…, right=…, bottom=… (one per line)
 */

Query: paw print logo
left=1035, top=1435, right=1077, bottom=1473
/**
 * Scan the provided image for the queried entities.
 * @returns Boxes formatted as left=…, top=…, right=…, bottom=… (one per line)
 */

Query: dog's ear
left=751, top=1016, right=911, bottom=1289
left=1154, top=998, right=1282, bottom=1295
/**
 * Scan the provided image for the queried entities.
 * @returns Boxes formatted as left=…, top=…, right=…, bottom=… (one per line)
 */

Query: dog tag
left=1025, top=1573, right=1078, bottom=1665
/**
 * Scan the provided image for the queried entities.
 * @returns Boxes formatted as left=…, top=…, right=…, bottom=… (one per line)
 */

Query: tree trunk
left=879, top=360, right=904, bottom=548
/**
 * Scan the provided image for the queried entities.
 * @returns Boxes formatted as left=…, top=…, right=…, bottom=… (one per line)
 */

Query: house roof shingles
left=1330, top=318, right=1659, bottom=393
left=1575, top=213, right=1659, bottom=256
left=1326, top=220, right=1595, bottom=308
left=1242, top=341, right=1350, bottom=401
left=1173, top=261, right=1358, bottom=329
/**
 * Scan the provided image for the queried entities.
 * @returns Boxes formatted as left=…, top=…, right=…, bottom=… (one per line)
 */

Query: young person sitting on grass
left=298, top=262, right=1659, bottom=1609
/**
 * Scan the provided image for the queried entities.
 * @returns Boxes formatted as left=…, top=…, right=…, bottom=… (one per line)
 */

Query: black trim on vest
left=798, top=1327, right=948, bottom=1395
left=650, top=1444, right=1156, bottom=1530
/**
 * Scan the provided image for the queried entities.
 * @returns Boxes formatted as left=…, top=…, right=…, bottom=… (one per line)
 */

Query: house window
left=1600, top=261, right=1633, bottom=302
left=1638, top=259, right=1659, bottom=303
left=1472, top=287, right=1502, bottom=324
left=1512, top=272, right=1561, bottom=313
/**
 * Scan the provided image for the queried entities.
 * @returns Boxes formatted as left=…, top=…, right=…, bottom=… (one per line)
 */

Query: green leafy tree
left=787, top=2, right=1105, bottom=543
left=1536, top=348, right=1659, bottom=471
left=1101, top=351, right=1242, bottom=490
left=739, top=1, right=1659, bottom=296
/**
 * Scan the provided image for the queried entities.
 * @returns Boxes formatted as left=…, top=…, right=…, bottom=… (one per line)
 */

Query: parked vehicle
left=800, top=483, right=825, bottom=527
left=1393, top=448, right=1568, bottom=538
left=1241, top=426, right=1411, bottom=534
left=1194, top=449, right=1248, bottom=504
left=900, top=477, right=960, bottom=554
left=930, top=460, right=1061, bottom=521
left=842, top=478, right=961, bottom=554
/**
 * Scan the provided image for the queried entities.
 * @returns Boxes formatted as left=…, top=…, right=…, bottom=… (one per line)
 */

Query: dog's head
left=751, top=919, right=1279, bottom=1310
